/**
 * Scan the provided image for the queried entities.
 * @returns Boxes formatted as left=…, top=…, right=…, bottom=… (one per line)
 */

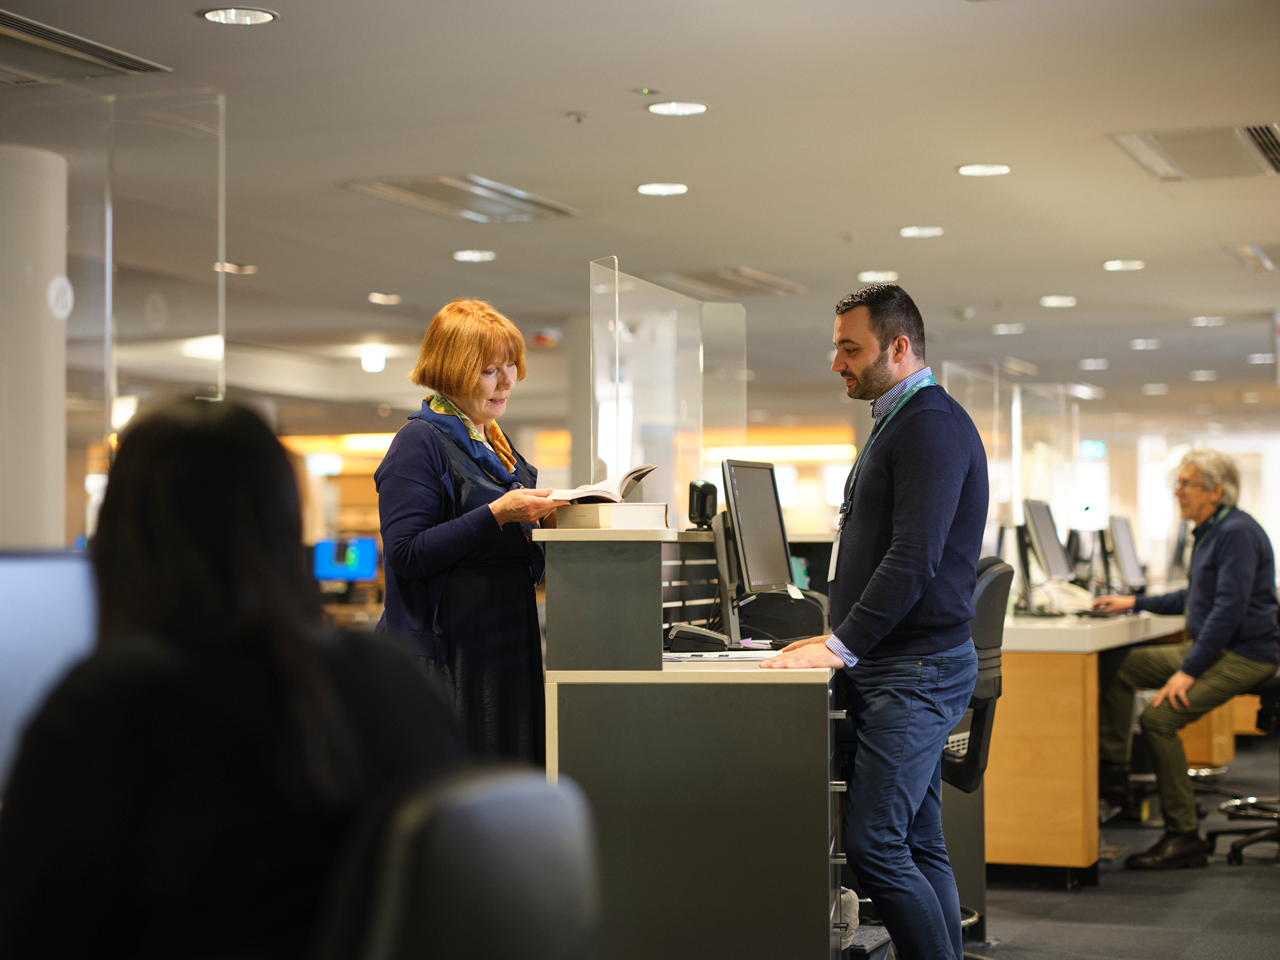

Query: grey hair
left=1180, top=448, right=1239, bottom=507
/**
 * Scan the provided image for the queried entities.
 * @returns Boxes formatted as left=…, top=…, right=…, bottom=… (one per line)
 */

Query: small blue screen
left=313, top=538, right=379, bottom=581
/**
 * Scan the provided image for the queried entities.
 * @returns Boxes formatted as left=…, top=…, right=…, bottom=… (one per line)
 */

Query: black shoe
left=1124, top=831, right=1209, bottom=870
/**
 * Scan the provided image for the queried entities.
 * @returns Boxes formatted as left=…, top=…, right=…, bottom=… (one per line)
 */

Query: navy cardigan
left=829, top=385, right=989, bottom=660
left=1135, top=507, right=1279, bottom=676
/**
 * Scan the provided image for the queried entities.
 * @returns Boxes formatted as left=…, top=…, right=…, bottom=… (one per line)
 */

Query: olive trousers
left=1098, top=641, right=1276, bottom=833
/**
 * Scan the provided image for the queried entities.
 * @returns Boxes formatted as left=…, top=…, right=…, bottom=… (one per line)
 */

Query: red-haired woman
left=377, top=298, right=560, bottom=762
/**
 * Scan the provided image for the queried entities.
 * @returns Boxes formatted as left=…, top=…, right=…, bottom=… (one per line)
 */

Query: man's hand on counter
left=760, top=635, right=843, bottom=669
left=1092, top=595, right=1137, bottom=614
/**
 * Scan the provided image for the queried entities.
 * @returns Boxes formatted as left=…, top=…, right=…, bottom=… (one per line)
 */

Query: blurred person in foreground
left=377, top=298, right=562, bottom=763
left=1093, top=448, right=1278, bottom=869
left=0, top=400, right=468, bottom=959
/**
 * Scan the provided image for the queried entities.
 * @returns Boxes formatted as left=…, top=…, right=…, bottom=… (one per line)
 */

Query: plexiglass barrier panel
left=0, top=85, right=223, bottom=548
left=942, top=361, right=1009, bottom=533
left=588, top=259, right=746, bottom=526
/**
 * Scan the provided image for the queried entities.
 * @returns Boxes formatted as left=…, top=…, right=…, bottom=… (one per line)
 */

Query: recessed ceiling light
left=214, top=261, right=256, bottom=274
left=1142, top=383, right=1168, bottom=395
left=648, top=102, right=708, bottom=116
left=858, top=270, right=898, bottom=283
left=1130, top=338, right=1160, bottom=350
left=899, top=226, right=944, bottom=238
left=199, top=7, right=277, bottom=25
left=1241, top=392, right=1262, bottom=404
left=637, top=183, right=688, bottom=196
left=1190, top=369, right=1218, bottom=381
left=1190, top=315, right=1225, bottom=327
left=1104, top=260, right=1145, bottom=271
left=453, top=249, right=496, bottom=262
left=1068, top=383, right=1105, bottom=400
left=1040, top=295, right=1077, bottom=308
left=1247, top=352, right=1275, bottom=364
left=1078, top=358, right=1109, bottom=371
left=992, top=323, right=1025, bottom=336
left=180, top=334, right=225, bottom=361
left=368, top=292, right=401, bottom=305
left=958, top=164, right=1011, bottom=177
left=360, top=345, right=386, bottom=373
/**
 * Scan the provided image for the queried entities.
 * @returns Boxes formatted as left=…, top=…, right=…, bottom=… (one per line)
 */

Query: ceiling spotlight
left=214, top=262, right=256, bottom=274
left=453, top=249, right=496, bottom=262
left=648, top=102, right=708, bottom=116
left=368, top=292, right=402, bottom=305
left=1190, top=369, right=1218, bottom=381
left=899, top=226, right=944, bottom=238
left=360, top=345, right=387, bottom=373
left=1040, top=295, right=1077, bottom=308
left=1130, top=338, right=1160, bottom=350
left=1104, top=260, right=1145, bottom=271
left=1190, top=315, right=1225, bottom=327
left=1142, top=383, right=1168, bottom=396
left=1247, top=352, right=1275, bottom=364
left=180, top=334, right=225, bottom=361
left=1078, top=358, right=1109, bottom=371
left=992, top=323, right=1025, bottom=336
left=858, top=270, right=898, bottom=283
left=637, top=183, right=688, bottom=196
left=958, top=164, right=1011, bottom=177
left=199, top=7, right=277, bottom=25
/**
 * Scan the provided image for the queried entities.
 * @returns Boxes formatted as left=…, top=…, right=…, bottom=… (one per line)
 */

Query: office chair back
left=943, top=556, right=1014, bottom=793
left=312, top=766, right=599, bottom=960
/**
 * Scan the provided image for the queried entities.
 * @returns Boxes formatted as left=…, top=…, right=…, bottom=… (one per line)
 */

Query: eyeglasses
left=1173, top=480, right=1205, bottom=491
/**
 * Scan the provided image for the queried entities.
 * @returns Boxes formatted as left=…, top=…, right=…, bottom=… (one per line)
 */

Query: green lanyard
left=838, top=372, right=937, bottom=524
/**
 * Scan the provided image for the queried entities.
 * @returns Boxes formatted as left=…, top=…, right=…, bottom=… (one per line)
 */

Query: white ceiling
left=8, top=0, right=1280, bottom=433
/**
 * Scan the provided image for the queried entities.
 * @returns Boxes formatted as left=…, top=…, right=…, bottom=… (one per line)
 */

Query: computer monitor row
left=1022, top=499, right=1144, bottom=589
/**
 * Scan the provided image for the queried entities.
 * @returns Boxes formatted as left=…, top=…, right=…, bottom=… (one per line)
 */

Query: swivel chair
left=311, top=765, right=600, bottom=960
left=1206, top=666, right=1280, bottom=864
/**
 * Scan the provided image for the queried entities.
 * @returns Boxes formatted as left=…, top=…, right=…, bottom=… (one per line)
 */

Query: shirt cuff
left=825, top=636, right=859, bottom=669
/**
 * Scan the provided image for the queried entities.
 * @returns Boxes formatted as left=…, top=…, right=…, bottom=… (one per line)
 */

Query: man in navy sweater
left=1094, top=449, right=1278, bottom=869
left=764, top=284, right=987, bottom=960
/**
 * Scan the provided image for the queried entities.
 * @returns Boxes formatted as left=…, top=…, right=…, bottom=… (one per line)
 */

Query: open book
left=547, top=464, right=657, bottom=503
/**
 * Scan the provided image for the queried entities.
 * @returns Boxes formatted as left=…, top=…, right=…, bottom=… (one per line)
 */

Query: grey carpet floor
left=976, top=732, right=1280, bottom=960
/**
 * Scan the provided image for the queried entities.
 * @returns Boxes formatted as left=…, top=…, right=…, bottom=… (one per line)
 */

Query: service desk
left=535, top=529, right=840, bottom=960
left=983, top=612, right=1185, bottom=873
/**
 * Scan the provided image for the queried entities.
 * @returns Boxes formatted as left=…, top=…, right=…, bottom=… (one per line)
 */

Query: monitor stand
left=712, top=511, right=743, bottom=645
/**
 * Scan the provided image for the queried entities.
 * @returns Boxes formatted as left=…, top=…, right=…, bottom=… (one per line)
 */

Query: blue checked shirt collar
left=870, top=366, right=934, bottom=423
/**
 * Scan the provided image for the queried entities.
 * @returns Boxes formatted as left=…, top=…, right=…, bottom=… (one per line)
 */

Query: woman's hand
left=489, top=488, right=564, bottom=526
left=1092, top=595, right=1136, bottom=614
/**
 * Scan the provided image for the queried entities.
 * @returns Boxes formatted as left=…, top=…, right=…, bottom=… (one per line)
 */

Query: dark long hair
left=93, top=399, right=356, bottom=802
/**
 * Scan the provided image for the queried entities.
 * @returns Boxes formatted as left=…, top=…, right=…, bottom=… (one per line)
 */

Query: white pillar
left=0, top=145, right=68, bottom=549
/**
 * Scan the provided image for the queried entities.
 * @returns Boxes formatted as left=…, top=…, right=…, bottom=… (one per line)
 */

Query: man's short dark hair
left=835, top=284, right=925, bottom=361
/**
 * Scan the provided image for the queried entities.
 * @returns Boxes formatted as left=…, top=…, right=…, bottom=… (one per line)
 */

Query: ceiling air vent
left=0, top=9, right=170, bottom=84
left=348, top=174, right=579, bottom=223
left=1111, top=125, right=1280, bottom=182
left=650, top=267, right=807, bottom=299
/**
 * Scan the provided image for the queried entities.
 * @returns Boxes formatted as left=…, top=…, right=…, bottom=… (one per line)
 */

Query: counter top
left=534, top=528, right=714, bottom=542
left=1002, top=612, right=1184, bottom=654
left=547, top=663, right=830, bottom=683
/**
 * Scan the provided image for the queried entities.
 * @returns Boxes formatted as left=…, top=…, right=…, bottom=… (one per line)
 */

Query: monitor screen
left=721, top=460, right=794, bottom=592
left=1023, top=499, right=1074, bottom=582
left=313, top=538, right=379, bottom=581
left=0, top=552, right=97, bottom=790
left=1109, top=516, right=1145, bottom=588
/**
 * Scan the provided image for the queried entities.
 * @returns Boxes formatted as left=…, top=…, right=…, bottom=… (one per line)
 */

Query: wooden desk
left=984, top=613, right=1185, bottom=870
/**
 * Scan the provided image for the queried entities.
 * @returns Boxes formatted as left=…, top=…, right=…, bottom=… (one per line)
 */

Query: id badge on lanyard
left=827, top=373, right=935, bottom=582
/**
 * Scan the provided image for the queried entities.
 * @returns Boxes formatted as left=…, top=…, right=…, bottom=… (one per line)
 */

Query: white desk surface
left=1002, top=612, right=1185, bottom=654
left=547, top=662, right=830, bottom=683
left=533, top=528, right=714, bottom=542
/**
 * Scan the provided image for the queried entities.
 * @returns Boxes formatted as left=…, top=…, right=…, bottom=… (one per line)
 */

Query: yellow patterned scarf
left=427, top=394, right=517, bottom=474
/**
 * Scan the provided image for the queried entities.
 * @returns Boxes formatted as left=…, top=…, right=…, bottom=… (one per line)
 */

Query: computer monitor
left=1109, top=516, right=1145, bottom=589
left=720, top=460, right=794, bottom=594
left=0, top=552, right=97, bottom=790
left=1023, top=499, right=1074, bottom=582
left=313, top=537, right=379, bottom=582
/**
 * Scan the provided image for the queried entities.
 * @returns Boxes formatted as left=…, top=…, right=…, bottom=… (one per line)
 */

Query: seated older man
left=1093, top=448, right=1278, bottom=869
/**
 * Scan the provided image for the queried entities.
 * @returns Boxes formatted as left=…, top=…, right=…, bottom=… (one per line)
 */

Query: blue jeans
left=843, top=640, right=978, bottom=960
